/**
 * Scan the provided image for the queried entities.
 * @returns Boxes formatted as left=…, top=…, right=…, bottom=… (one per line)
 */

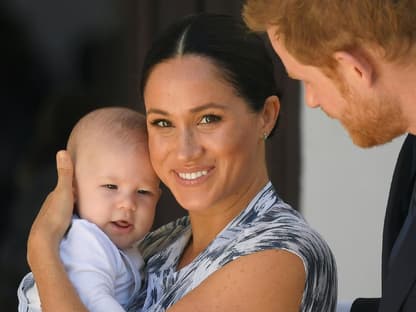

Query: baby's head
left=67, top=107, right=160, bottom=249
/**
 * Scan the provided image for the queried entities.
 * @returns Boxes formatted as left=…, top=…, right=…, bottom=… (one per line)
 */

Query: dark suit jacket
left=352, top=134, right=416, bottom=312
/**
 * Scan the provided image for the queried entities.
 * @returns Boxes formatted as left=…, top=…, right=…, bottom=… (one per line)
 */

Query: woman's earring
left=262, top=132, right=268, bottom=141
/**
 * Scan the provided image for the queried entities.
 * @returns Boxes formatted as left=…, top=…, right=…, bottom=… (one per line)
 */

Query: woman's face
left=144, top=55, right=271, bottom=215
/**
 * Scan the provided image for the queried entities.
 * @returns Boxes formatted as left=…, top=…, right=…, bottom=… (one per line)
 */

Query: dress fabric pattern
left=127, top=182, right=337, bottom=312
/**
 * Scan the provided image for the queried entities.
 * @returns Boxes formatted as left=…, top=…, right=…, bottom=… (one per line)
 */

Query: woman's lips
left=177, top=170, right=208, bottom=180
left=174, top=167, right=213, bottom=185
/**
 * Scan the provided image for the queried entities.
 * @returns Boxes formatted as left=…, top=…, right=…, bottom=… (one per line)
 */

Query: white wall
left=299, top=89, right=406, bottom=301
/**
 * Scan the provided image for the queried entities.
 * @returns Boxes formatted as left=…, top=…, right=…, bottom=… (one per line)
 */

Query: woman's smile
left=177, top=170, right=209, bottom=181
left=173, top=167, right=214, bottom=187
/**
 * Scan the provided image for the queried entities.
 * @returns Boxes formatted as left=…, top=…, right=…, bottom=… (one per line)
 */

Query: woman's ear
left=333, top=50, right=375, bottom=88
left=261, top=95, right=280, bottom=137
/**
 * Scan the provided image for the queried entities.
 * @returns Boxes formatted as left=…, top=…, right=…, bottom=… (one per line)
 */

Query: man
left=243, top=1, right=416, bottom=311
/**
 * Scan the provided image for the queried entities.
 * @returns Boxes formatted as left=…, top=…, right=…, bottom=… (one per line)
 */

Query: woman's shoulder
left=244, top=200, right=333, bottom=260
left=226, top=192, right=337, bottom=310
left=226, top=186, right=335, bottom=270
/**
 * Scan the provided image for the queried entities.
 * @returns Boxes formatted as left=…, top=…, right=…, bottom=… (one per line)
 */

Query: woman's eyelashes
left=149, top=114, right=222, bottom=128
left=199, top=114, right=221, bottom=124
left=151, top=119, right=171, bottom=128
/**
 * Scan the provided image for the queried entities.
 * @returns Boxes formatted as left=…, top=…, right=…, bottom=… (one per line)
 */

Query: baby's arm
left=19, top=222, right=127, bottom=312
left=61, top=220, right=128, bottom=312
left=17, top=273, right=41, bottom=312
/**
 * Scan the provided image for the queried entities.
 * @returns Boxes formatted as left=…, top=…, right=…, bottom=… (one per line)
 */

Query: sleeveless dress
left=126, top=182, right=337, bottom=311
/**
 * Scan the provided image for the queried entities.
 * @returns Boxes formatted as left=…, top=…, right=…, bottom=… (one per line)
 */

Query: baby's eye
left=103, top=184, right=118, bottom=190
left=151, top=119, right=171, bottom=128
left=137, top=189, right=151, bottom=195
left=199, top=114, right=221, bottom=124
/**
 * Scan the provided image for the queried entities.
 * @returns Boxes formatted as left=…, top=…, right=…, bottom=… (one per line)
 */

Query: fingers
left=52, top=150, right=75, bottom=222
left=28, top=150, right=75, bottom=255
left=56, top=150, right=74, bottom=191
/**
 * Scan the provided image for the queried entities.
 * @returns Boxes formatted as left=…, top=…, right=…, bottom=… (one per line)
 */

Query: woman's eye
left=103, top=184, right=117, bottom=190
left=151, top=119, right=171, bottom=128
left=200, top=114, right=221, bottom=124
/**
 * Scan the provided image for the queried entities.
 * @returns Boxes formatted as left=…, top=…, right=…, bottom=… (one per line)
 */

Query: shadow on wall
left=0, top=1, right=129, bottom=308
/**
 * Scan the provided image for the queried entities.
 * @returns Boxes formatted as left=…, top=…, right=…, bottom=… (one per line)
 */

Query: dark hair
left=140, top=13, right=280, bottom=136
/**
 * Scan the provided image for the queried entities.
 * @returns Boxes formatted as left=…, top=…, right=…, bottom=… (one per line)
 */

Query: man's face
left=267, top=28, right=406, bottom=147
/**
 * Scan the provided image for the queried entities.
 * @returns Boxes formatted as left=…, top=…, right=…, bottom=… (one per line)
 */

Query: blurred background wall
left=0, top=0, right=299, bottom=309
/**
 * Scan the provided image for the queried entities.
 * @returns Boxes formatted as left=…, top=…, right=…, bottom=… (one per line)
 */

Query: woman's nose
left=176, top=128, right=203, bottom=161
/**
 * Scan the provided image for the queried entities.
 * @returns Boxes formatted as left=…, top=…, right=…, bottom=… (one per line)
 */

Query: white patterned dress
left=127, top=182, right=337, bottom=311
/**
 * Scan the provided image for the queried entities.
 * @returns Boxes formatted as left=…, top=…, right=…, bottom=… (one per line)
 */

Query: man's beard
left=340, top=88, right=406, bottom=148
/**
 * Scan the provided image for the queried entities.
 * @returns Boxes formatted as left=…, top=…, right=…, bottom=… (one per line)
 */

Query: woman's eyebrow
left=189, top=103, right=227, bottom=113
left=146, top=108, right=168, bottom=115
left=147, top=103, right=227, bottom=116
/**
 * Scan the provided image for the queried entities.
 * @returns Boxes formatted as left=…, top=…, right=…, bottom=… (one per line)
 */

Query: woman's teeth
left=178, top=170, right=208, bottom=180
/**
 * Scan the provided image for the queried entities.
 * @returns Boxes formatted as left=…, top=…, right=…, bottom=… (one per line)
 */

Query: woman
left=23, top=13, right=337, bottom=311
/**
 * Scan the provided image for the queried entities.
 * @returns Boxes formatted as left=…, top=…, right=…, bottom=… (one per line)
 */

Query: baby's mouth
left=112, top=220, right=132, bottom=229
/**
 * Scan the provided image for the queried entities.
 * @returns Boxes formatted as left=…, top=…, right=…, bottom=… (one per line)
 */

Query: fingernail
left=57, top=150, right=66, bottom=163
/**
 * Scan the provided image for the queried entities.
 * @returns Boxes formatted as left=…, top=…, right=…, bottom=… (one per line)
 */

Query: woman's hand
left=26, top=150, right=88, bottom=312
left=27, top=150, right=74, bottom=266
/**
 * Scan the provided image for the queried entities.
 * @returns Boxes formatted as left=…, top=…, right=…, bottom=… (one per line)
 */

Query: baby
left=18, top=107, right=160, bottom=311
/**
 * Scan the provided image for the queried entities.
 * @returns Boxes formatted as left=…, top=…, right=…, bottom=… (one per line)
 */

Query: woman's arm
left=168, top=249, right=305, bottom=312
left=27, top=151, right=88, bottom=312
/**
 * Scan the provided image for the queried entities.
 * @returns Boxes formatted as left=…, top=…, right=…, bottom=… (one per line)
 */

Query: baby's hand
left=27, top=150, right=74, bottom=265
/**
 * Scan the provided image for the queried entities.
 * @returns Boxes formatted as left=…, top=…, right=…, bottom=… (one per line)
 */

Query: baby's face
left=74, top=137, right=160, bottom=249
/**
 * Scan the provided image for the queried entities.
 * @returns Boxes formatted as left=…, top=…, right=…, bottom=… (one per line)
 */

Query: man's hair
left=243, top=0, right=416, bottom=69
left=67, top=107, right=147, bottom=162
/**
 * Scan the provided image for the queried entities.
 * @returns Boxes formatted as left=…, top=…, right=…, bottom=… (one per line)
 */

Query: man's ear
left=261, top=95, right=280, bottom=136
left=333, top=50, right=375, bottom=88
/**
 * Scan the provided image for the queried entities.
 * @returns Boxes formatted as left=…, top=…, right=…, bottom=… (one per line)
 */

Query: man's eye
left=151, top=119, right=171, bottom=128
left=103, top=184, right=117, bottom=190
left=200, top=115, right=221, bottom=124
